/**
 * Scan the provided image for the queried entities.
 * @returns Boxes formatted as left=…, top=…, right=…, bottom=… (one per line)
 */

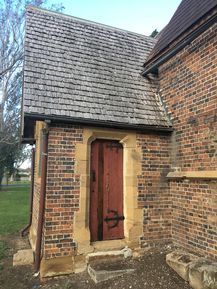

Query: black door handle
left=104, top=209, right=125, bottom=229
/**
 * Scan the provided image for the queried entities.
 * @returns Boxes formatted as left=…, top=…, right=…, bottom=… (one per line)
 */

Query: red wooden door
left=90, top=139, right=124, bottom=241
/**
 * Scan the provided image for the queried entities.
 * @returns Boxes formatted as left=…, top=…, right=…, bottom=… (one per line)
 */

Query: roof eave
left=143, top=10, right=217, bottom=76
left=23, top=112, right=173, bottom=133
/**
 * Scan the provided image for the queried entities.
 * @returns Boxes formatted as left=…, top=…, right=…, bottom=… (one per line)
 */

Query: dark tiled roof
left=23, top=6, right=171, bottom=129
left=146, top=0, right=217, bottom=63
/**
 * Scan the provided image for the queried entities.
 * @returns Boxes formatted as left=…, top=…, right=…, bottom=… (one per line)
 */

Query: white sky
left=50, top=0, right=182, bottom=35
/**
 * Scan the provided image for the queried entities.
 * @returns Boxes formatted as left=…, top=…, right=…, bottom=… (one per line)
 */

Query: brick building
left=21, top=0, right=217, bottom=277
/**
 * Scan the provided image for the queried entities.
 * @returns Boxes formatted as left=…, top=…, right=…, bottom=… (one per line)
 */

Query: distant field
left=1, top=180, right=30, bottom=185
left=0, top=185, right=29, bottom=236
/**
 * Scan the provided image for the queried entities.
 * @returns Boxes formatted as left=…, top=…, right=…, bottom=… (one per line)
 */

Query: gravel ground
left=0, top=235, right=191, bottom=289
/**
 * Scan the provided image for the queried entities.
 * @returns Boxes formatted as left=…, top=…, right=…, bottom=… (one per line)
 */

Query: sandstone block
left=166, top=250, right=199, bottom=281
left=189, top=259, right=217, bottom=289
left=13, top=249, right=34, bottom=266
left=86, top=247, right=132, bottom=264
left=88, top=262, right=134, bottom=283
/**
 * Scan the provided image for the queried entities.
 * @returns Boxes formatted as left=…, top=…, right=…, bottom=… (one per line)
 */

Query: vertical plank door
left=90, top=139, right=124, bottom=241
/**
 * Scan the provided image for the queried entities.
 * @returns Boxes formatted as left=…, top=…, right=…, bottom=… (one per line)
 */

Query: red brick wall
left=42, top=125, right=173, bottom=257
left=159, top=23, right=217, bottom=258
left=171, top=180, right=217, bottom=259
left=137, top=132, right=172, bottom=247
left=43, top=124, right=83, bottom=259
left=159, top=24, right=217, bottom=171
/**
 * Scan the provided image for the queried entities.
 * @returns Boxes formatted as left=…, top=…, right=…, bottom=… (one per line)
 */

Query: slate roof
left=146, top=0, right=217, bottom=63
left=23, top=6, right=171, bottom=130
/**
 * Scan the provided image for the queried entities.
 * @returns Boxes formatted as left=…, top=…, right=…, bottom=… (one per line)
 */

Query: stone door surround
left=73, top=127, right=143, bottom=255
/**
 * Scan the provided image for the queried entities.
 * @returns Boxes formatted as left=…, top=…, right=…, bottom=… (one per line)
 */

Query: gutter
left=35, top=121, right=49, bottom=272
left=142, top=13, right=217, bottom=76
left=24, top=113, right=173, bottom=133
left=21, top=147, right=35, bottom=237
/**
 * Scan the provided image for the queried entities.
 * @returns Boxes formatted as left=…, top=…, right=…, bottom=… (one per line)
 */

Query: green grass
left=0, top=185, right=30, bottom=236
left=9, top=181, right=30, bottom=185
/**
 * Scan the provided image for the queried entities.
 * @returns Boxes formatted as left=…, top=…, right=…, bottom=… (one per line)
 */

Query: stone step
left=166, top=250, right=217, bottom=289
left=87, top=260, right=135, bottom=283
left=86, top=247, right=132, bottom=264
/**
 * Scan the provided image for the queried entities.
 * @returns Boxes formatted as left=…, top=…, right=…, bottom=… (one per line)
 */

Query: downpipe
left=34, top=122, right=49, bottom=272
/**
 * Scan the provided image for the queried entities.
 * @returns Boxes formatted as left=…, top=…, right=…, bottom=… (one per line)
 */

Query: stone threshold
left=91, top=239, right=127, bottom=252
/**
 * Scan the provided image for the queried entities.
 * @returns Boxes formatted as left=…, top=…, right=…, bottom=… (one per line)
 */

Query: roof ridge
left=26, top=5, right=154, bottom=40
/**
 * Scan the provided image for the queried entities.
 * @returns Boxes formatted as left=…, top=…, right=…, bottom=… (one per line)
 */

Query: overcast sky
left=51, top=0, right=182, bottom=35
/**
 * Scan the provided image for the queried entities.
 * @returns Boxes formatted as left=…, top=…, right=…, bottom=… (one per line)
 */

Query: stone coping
left=167, top=171, right=217, bottom=180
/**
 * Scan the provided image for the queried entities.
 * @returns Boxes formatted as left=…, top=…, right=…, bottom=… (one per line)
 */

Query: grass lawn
left=8, top=181, right=30, bottom=185
left=0, top=185, right=29, bottom=236
left=0, top=185, right=29, bottom=261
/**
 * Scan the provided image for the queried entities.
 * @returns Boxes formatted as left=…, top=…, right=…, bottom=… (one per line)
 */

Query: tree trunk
left=0, top=167, right=4, bottom=190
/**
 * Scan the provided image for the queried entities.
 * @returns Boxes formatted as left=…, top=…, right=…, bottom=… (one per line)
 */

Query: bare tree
left=0, top=0, right=64, bottom=186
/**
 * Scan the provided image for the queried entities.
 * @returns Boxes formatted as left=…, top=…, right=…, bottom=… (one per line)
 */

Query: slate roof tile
left=146, top=0, right=217, bottom=63
left=23, top=6, right=171, bottom=129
